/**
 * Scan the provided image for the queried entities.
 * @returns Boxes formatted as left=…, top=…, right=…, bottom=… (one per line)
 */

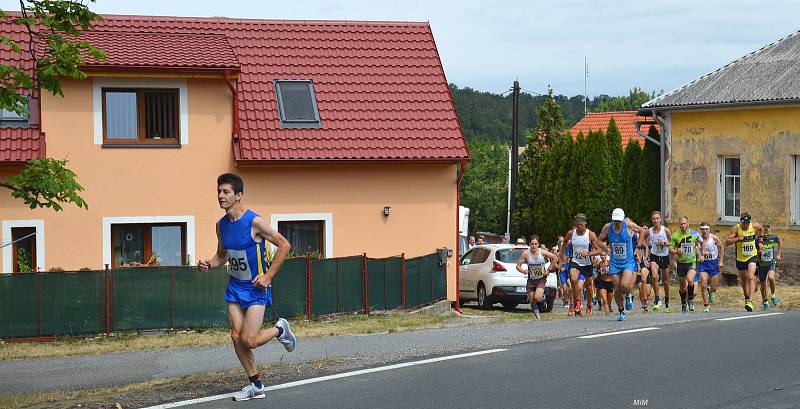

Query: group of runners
left=535, top=209, right=781, bottom=321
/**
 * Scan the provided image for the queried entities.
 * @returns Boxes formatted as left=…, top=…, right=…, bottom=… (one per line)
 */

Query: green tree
left=605, top=118, right=624, bottom=202
left=637, top=125, right=661, bottom=219
left=535, top=87, right=565, bottom=147
left=622, top=139, right=643, bottom=222
left=461, top=139, right=509, bottom=234
left=594, top=87, right=660, bottom=112
left=0, top=1, right=105, bottom=210
left=585, top=129, right=614, bottom=232
left=514, top=132, right=543, bottom=239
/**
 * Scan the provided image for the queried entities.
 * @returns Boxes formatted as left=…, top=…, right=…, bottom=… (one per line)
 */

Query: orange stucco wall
left=0, top=76, right=460, bottom=300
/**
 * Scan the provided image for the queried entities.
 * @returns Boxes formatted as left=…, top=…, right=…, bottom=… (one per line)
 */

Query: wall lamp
left=383, top=206, right=391, bottom=217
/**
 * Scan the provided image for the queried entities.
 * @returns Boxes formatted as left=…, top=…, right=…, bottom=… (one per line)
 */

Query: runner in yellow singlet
left=725, top=212, right=764, bottom=312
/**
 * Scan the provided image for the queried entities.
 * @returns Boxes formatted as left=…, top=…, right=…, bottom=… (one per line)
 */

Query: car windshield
left=496, top=248, right=526, bottom=263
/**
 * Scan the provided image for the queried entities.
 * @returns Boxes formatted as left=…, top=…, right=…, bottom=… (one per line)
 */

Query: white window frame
left=93, top=78, right=189, bottom=145
left=270, top=212, right=333, bottom=258
left=2, top=219, right=45, bottom=273
left=792, top=155, right=799, bottom=225
left=102, top=215, right=195, bottom=268
left=717, top=156, right=741, bottom=222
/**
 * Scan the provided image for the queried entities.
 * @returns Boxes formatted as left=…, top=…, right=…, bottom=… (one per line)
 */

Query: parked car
left=459, top=244, right=557, bottom=312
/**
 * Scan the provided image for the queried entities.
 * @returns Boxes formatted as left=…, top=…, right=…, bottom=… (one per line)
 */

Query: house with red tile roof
left=0, top=14, right=468, bottom=300
left=570, top=111, right=657, bottom=147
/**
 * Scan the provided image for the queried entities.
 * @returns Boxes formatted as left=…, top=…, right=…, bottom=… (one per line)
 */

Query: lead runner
left=198, top=173, right=297, bottom=401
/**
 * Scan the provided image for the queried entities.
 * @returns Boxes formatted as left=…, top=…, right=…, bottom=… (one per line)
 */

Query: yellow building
left=0, top=15, right=469, bottom=299
left=640, top=30, right=800, bottom=280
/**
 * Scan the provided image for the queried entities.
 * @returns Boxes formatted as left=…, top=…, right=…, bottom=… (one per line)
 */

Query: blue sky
left=3, top=0, right=798, bottom=97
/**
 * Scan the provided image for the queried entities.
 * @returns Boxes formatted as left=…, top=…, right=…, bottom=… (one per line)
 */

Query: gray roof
left=643, top=30, right=800, bottom=110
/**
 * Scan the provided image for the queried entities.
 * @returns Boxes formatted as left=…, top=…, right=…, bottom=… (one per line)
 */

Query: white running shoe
left=276, top=318, right=296, bottom=352
left=233, top=383, right=266, bottom=401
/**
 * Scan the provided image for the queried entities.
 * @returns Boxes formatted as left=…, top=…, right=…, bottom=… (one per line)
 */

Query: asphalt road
left=169, top=312, right=800, bottom=409
left=0, top=308, right=753, bottom=394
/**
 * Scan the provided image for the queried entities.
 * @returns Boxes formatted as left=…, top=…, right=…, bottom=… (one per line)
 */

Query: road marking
left=141, top=348, right=508, bottom=409
left=717, top=312, right=784, bottom=321
left=578, top=327, right=660, bottom=339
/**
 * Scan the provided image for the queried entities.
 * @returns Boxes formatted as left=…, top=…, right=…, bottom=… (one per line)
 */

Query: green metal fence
left=0, top=252, right=446, bottom=339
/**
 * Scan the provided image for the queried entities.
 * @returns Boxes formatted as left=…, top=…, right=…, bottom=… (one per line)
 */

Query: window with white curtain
left=102, top=88, right=179, bottom=144
left=719, top=156, right=740, bottom=220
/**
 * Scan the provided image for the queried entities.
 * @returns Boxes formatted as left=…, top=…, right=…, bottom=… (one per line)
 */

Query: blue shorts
left=609, top=260, right=636, bottom=275
left=559, top=270, right=568, bottom=285
left=225, top=278, right=272, bottom=309
left=697, top=260, right=719, bottom=277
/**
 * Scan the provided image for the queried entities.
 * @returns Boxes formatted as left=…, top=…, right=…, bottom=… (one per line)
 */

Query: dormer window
left=102, top=88, right=180, bottom=145
left=274, top=80, right=321, bottom=128
left=0, top=99, right=30, bottom=127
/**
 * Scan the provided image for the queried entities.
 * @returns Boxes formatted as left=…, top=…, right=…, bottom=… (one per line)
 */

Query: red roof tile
left=0, top=128, right=43, bottom=162
left=0, top=15, right=468, bottom=163
left=78, top=15, right=469, bottom=162
left=570, top=111, right=658, bottom=147
left=0, top=20, right=40, bottom=163
left=78, top=31, right=240, bottom=71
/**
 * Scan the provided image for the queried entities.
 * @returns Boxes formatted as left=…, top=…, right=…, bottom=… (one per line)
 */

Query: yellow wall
left=0, top=76, right=460, bottom=300
left=669, top=106, right=800, bottom=252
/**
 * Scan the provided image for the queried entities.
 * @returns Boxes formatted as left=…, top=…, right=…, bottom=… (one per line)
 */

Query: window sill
left=102, top=144, right=181, bottom=149
left=716, top=219, right=738, bottom=226
left=788, top=225, right=800, bottom=231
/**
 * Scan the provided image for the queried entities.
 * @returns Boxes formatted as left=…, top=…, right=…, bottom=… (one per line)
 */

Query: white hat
left=612, top=208, right=625, bottom=222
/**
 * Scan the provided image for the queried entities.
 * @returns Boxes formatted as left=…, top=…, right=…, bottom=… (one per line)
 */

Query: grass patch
left=0, top=357, right=348, bottom=409
left=0, top=313, right=452, bottom=361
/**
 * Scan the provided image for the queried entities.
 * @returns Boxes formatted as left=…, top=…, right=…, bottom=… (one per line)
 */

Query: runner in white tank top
left=697, top=222, right=724, bottom=311
left=559, top=213, right=602, bottom=317
left=517, top=235, right=558, bottom=320
left=639, top=211, right=673, bottom=311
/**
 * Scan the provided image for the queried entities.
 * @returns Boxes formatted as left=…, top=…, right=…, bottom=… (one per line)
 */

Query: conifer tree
left=638, top=125, right=661, bottom=218
left=585, top=129, right=614, bottom=231
left=622, top=140, right=643, bottom=222
left=606, top=118, right=624, bottom=202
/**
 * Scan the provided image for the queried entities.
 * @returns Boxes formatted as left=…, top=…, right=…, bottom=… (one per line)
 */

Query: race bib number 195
left=227, top=249, right=252, bottom=281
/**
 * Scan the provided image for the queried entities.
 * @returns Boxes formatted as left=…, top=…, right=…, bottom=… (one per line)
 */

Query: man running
left=590, top=208, right=642, bottom=321
left=640, top=211, right=672, bottom=312
left=517, top=235, right=559, bottom=320
left=595, top=251, right=613, bottom=314
left=670, top=216, right=703, bottom=313
left=560, top=213, right=603, bottom=316
left=198, top=173, right=296, bottom=401
left=725, top=212, right=764, bottom=312
left=757, top=224, right=782, bottom=310
left=697, top=222, right=724, bottom=312
left=559, top=242, right=573, bottom=310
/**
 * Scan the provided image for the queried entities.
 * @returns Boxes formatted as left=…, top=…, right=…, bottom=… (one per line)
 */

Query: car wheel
left=477, top=284, right=491, bottom=310
left=501, top=302, right=518, bottom=310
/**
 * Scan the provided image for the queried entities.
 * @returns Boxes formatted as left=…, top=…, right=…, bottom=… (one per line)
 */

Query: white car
left=459, top=244, right=558, bottom=311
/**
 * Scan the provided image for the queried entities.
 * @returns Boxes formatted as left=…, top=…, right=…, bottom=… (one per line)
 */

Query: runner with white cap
left=589, top=208, right=642, bottom=321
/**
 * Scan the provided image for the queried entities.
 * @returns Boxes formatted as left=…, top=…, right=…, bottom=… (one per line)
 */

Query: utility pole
left=510, top=80, right=520, bottom=242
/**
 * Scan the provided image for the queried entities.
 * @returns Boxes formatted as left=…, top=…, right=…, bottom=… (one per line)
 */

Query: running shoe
left=575, top=300, right=583, bottom=316
left=233, top=383, right=266, bottom=401
left=642, top=301, right=649, bottom=312
left=703, top=306, right=710, bottom=313
left=625, top=294, right=634, bottom=311
left=586, top=305, right=593, bottom=316
left=568, top=305, right=575, bottom=316
left=709, top=292, right=716, bottom=304
left=744, top=300, right=753, bottom=312
left=688, top=301, right=695, bottom=312
left=653, top=301, right=662, bottom=311
left=772, top=295, right=780, bottom=306
left=665, top=306, right=671, bottom=313
left=762, top=302, right=769, bottom=311
left=275, top=318, right=296, bottom=352
left=681, top=304, right=688, bottom=314
left=617, top=311, right=626, bottom=321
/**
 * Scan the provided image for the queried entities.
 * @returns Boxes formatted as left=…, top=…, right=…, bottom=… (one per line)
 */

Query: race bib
left=703, top=252, right=714, bottom=260
left=226, top=249, right=253, bottom=281
left=611, top=243, right=626, bottom=259
left=681, top=243, right=695, bottom=258
left=741, top=242, right=756, bottom=257
left=761, top=247, right=774, bottom=262
left=529, top=266, right=544, bottom=278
